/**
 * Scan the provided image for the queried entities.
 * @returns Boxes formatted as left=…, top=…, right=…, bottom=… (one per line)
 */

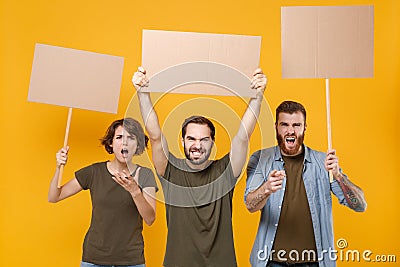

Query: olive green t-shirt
left=75, top=162, right=157, bottom=265
left=161, top=153, right=238, bottom=267
left=272, top=151, right=318, bottom=264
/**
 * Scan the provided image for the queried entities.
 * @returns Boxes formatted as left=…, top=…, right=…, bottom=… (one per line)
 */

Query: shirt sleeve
left=137, top=166, right=159, bottom=192
left=214, top=153, right=235, bottom=180
left=331, top=171, right=352, bottom=208
left=244, top=150, right=268, bottom=202
left=162, top=152, right=180, bottom=182
left=75, top=165, right=94, bottom=190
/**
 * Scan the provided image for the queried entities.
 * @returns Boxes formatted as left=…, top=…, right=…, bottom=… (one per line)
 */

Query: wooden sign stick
left=325, top=78, right=334, bottom=183
left=58, top=107, right=73, bottom=188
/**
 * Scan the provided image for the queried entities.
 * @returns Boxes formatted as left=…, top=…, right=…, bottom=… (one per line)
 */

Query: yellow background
left=1, top=0, right=399, bottom=266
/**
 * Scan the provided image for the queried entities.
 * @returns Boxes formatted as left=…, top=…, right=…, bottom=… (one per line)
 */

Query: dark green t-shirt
left=272, top=151, right=317, bottom=263
left=161, top=153, right=237, bottom=267
left=75, top=162, right=157, bottom=265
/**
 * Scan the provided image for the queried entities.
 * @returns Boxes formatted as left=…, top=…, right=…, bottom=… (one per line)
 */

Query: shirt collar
left=274, top=145, right=312, bottom=164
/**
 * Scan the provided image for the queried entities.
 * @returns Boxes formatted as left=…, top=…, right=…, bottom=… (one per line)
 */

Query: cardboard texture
left=281, top=5, right=374, bottom=78
left=147, top=61, right=254, bottom=97
left=141, top=30, right=261, bottom=97
left=28, top=43, right=124, bottom=113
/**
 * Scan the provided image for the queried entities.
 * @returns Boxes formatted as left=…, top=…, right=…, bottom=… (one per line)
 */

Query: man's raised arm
left=132, top=67, right=169, bottom=176
left=230, top=68, right=267, bottom=177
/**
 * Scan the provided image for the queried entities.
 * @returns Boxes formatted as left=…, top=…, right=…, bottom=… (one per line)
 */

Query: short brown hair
left=276, top=101, right=306, bottom=124
left=181, top=116, right=215, bottom=141
left=101, top=118, right=149, bottom=155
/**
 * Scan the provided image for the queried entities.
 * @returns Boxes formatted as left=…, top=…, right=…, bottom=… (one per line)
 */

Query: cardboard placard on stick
left=281, top=5, right=374, bottom=181
left=28, top=43, right=124, bottom=187
left=141, top=29, right=261, bottom=97
left=281, top=5, right=374, bottom=78
left=28, top=43, right=124, bottom=113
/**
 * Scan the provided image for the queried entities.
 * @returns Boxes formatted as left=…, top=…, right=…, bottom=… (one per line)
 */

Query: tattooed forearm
left=246, top=192, right=268, bottom=211
left=246, top=184, right=272, bottom=212
left=336, top=174, right=367, bottom=212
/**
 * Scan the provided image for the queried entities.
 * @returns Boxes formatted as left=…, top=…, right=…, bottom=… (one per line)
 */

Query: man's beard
left=184, top=143, right=211, bottom=165
left=276, top=131, right=305, bottom=156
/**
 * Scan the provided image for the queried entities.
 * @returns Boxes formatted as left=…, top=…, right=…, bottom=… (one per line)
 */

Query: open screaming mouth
left=286, top=136, right=295, bottom=144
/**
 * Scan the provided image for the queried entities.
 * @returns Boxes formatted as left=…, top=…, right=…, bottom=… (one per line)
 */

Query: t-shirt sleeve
left=162, top=152, right=179, bottom=182
left=138, top=166, right=158, bottom=192
left=214, top=153, right=235, bottom=182
left=221, top=153, right=234, bottom=177
left=75, top=165, right=94, bottom=190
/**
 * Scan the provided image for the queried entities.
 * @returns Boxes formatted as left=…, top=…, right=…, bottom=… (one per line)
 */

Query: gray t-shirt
left=76, top=162, right=157, bottom=265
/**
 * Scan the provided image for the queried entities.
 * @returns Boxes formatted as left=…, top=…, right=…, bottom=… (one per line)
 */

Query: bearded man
left=132, top=66, right=267, bottom=267
left=245, top=101, right=367, bottom=267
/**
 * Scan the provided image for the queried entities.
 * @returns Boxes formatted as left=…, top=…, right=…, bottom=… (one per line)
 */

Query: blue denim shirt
left=245, top=146, right=353, bottom=267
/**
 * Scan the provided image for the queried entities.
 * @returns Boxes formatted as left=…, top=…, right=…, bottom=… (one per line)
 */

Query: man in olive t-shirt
left=162, top=153, right=237, bottom=266
left=132, top=67, right=267, bottom=266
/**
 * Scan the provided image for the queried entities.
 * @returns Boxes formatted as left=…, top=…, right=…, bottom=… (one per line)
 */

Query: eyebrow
left=279, top=122, right=303, bottom=126
left=115, top=133, right=134, bottom=138
left=186, top=135, right=211, bottom=140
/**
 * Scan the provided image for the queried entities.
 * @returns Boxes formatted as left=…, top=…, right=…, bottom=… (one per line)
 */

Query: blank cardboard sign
left=281, top=5, right=374, bottom=78
left=28, top=43, right=124, bottom=113
left=141, top=30, right=261, bottom=97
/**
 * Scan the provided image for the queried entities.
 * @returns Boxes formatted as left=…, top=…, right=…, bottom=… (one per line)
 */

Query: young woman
left=48, top=118, right=157, bottom=267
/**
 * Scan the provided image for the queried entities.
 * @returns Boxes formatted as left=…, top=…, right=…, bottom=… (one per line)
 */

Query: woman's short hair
left=101, top=118, right=149, bottom=155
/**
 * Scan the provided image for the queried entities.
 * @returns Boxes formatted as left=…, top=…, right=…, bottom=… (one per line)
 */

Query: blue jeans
left=80, top=261, right=145, bottom=267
